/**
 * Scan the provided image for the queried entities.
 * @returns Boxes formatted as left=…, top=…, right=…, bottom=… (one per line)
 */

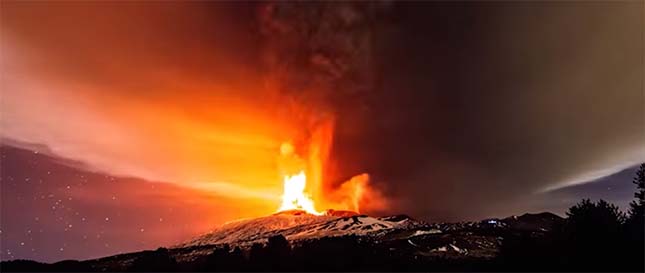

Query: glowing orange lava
left=276, top=142, right=322, bottom=215
left=275, top=120, right=387, bottom=215
left=277, top=170, right=322, bottom=215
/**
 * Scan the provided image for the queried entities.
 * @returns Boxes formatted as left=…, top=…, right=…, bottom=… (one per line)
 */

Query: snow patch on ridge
left=175, top=211, right=423, bottom=249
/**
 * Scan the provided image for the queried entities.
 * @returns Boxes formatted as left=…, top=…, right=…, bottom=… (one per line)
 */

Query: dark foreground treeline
left=2, top=164, right=644, bottom=272
left=502, top=164, right=644, bottom=272
left=2, top=222, right=643, bottom=273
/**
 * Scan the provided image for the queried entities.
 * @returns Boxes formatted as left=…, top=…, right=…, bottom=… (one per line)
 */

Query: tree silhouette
left=128, top=247, right=177, bottom=272
left=624, top=163, right=644, bottom=271
left=566, top=199, right=625, bottom=225
left=265, top=235, right=291, bottom=271
left=563, top=199, right=625, bottom=270
left=627, top=163, right=644, bottom=226
left=200, top=244, right=247, bottom=271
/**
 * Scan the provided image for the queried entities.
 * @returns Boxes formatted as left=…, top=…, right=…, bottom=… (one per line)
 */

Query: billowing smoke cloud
left=1, top=2, right=643, bottom=222
left=256, top=2, right=644, bottom=220
left=257, top=2, right=393, bottom=213
left=257, top=2, right=387, bottom=110
left=325, top=2, right=645, bottom=220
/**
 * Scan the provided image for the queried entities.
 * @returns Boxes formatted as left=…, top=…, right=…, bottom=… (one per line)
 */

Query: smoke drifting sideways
left=1, top=2, right=298, bottom=212
left=1, top=2, right=391, bottom=216
left=256, top=2, right=645, bottom=220
left=1, top=1, right=644, bottom=221
left=340, top=2, right=644, bottom=220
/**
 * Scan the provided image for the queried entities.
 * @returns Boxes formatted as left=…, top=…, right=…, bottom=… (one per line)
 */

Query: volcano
left=1, top=211, right=571, bottom=272
left=176, top=209, right=423, bottom=249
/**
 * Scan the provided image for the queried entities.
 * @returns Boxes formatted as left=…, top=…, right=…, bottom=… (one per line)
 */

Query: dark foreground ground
left=2, top=211, right=643, bottom=272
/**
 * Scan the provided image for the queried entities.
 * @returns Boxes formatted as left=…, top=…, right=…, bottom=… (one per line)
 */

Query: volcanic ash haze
left=1, top=1, right=643, bottom=223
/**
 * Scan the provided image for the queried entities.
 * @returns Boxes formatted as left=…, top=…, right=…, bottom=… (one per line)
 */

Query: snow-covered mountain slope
left=176, top=210, right=424, bottom=248
left=162, top=210, right=565, bottom=266
left=2, top=211, right=564, bottom=272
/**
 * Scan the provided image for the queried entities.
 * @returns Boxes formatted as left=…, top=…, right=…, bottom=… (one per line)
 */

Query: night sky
left=1, top=1, right=643, bottom=262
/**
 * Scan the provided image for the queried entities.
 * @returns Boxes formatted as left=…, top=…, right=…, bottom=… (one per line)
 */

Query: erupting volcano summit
left=274, top=133, right=381, bottom=216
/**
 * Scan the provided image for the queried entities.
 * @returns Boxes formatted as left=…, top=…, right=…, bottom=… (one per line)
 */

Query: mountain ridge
left=175, top=209, right=424, bottom=249
left=1, top=211, right=567, bottom=272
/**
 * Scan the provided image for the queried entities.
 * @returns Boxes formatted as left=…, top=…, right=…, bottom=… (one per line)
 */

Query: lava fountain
left=276, top=142, right=323, bottom=215
left=277, top=170, right=322, bottom=215
left=275, top=120, right=387, bottom=216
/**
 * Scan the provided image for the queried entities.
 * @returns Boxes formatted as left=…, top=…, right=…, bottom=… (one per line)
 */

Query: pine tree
left=624, top=163, right=644, bottom=271
left=628, top=163, right=645, bottom=223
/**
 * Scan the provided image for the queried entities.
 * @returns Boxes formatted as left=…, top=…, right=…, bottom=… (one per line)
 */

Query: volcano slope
left=1, top=210, right=641, bottom=272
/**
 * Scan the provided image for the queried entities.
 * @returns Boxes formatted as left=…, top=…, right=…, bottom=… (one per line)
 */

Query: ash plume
left=1, top=2, right=643, bottom=223
left=257, top=1, right=393, bottom=213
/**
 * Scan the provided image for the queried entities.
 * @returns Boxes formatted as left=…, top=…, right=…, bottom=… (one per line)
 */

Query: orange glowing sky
left=1, top=2, right=301, bottom=216
left=3, top=1, right=645, bottom=263
left=1, top=2, right=388, bottom=219
left=2, top=1, right=643, bottom=226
